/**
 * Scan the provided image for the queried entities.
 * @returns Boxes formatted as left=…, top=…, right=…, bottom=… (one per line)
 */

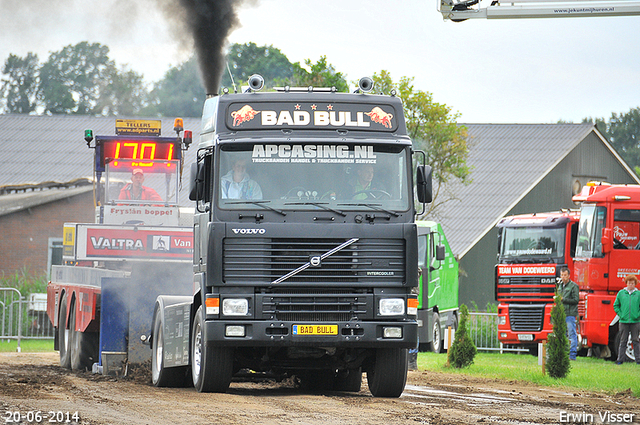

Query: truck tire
left=69, top=300, right=99, bottom=371
left=366, top=348, right=408, bottom=397
left=57, top=293, right=71, bottom=369
left=429, top=312, right=442, bottom=353
left=152, top=310, right=190, bottom=387
left=191, top=306, right=234, bottom=392
left=614, top=330, right=634, bottom=362
left=335, top=367, right=362, bottom=392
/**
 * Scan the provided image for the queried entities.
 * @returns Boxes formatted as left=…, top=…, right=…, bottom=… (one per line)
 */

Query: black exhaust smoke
left=160, top=0, right=256, bottom=95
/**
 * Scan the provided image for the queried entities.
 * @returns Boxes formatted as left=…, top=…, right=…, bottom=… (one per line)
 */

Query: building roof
left=0, top=184, right=93, bottom=218
left=0, top=114, right=201, bottom=206
left=436, top=123, right=640, bottom=257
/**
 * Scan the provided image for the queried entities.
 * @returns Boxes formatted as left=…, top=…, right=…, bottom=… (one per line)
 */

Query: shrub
left=0, top=267, right=48, bottom=295
left=447, top=304, right=477, bottom=368
left=546, top=294, right=570, bottom=378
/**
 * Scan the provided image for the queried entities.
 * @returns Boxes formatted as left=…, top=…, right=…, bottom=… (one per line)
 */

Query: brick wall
left=0, top=191, right=95, bottom=277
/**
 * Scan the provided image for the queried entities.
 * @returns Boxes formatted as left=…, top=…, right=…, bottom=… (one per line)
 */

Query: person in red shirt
left=118, top=169, right=162, bottom=201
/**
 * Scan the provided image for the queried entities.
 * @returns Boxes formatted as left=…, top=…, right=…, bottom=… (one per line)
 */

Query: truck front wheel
left=152, top=310, right=190, bottom=387
left=430, top=312, right=442, bottom=353
left=191, top=306, right=234, bottom=392
left=366, top=348, right=408, bottom=397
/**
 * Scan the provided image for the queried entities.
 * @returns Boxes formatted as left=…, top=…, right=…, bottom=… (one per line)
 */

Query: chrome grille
left=509, top=305, right=545, bottom=332
left=259, top=290, right=372, bottom=321
left=497, top=276, right=555, bottom=302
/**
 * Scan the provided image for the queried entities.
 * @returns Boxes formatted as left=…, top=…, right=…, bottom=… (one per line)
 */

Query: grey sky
left=1, top=0, right=638, bottom=123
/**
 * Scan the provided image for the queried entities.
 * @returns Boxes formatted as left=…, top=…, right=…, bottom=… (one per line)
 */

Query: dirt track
left=1, top=352, right=638, bottom=425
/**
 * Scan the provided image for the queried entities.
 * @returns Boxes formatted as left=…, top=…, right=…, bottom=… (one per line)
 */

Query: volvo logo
left=232, top=228, right=266, bottom=235
left=310, top=256, right=321, bottom=267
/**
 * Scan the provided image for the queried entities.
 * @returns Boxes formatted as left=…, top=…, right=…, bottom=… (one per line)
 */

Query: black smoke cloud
left=159, top=0, right=256, bottom=95
left=1, top=0, right=254, bottom=95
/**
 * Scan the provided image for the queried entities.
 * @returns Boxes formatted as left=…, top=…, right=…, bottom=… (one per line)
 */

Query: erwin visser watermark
left=559, top=410, right=636, bottom=423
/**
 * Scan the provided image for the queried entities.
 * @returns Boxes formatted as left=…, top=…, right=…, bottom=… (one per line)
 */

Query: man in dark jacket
left=559, top=267, right=579, bottom=360
left=614, top=274, right=640, bottom=364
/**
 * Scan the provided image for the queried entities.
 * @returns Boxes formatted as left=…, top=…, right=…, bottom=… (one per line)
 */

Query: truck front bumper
left=204, top=320, right=418, bottom=349
left=497, top=330, right=550, bottom=345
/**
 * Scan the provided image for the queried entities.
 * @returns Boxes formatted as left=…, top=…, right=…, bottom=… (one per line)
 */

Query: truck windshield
left=104, top=159, right=180, bottom=205
left=499, top=227, right=565, bottom=262
left=575, top=204, right=607, bottom=258
left=217, top=143, right=410, bottom=212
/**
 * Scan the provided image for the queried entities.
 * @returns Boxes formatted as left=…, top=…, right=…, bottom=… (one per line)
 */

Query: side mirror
left=435, top=244, right=446, bottom=261
left=189, top=162, right=199, bottom=201
left=601, top=228, right=612, bottom=254
left=416, top=165, right=433, bottom=204
left=190, top=162, right=208, bottom=201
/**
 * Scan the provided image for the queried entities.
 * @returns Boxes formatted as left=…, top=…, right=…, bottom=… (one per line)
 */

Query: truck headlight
left=498, top=316, right=506, bottom=326
left=383, top=327, right=403, bottom=338
left=379, top=298, right=405, bottom=316
left=222, top=298, right=249, bottom=316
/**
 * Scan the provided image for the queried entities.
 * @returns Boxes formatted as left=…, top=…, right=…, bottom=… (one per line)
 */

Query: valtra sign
left=75, top=225, right=193, bottom=261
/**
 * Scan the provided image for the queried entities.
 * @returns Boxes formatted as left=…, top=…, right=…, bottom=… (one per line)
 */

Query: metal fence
left=1, top=288, right=54, bottom=350
left=468, top=312, right=527, bottom=353
left=2, top=288, right=524, bottom=354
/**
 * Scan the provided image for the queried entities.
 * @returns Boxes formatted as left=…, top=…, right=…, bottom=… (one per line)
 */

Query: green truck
left=416, top=221, right=459, bottom=352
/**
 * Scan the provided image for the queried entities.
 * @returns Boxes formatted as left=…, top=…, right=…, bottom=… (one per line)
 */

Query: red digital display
left=103, top=140, right=176, bottom=161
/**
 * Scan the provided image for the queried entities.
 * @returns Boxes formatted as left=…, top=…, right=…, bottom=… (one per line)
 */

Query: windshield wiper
left=338, top=203, right=400, bottom=217
left=284, top=202, right=346, bottom=217
left=501, top=255, right=557, bottom=264
left=224, top=200, right=286, bottom=216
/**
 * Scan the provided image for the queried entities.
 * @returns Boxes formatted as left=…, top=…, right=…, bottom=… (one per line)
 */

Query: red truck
left=495, top=210, right=580, bottom=351
left=573, top=181, right=640, bottom=361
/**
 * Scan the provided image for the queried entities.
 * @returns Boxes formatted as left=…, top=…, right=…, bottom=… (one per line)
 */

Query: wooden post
left=538, top=341, right=547, bottom=375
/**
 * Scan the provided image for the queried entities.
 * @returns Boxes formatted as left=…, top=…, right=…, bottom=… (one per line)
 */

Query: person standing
left=559, top=267, right=579, bottom=360
left=614, top=274, right=640, bottom=364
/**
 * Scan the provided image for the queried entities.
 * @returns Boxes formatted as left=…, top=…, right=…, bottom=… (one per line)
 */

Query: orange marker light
left=206, top=297, right=220, bottom=315
left=407, top=298, right=419, bottom=315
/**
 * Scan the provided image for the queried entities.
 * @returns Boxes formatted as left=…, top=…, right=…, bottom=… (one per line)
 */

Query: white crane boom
left=439, top=0, right=640, bottom=20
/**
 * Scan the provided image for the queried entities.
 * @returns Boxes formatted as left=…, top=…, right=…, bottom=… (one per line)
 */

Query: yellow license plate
left=292, top=324, right=338, bottom=336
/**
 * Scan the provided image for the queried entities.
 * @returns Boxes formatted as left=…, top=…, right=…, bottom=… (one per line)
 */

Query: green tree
left=447, top=304, right=477, bottom=368
left=372, top=71, right=471, bottom=217
left=593, top=108, right=640, bottom=172
left=39, top=42, right=116, bottom=114
left=546, top=294, right=570, bottom=378
left=1, top=53, right=40, bottom=114
left=96, top=66, right=149, bottom=116
left=220, top=42, right=294, bottom=91
left=290, top=56, right=348, bottom=92
left=145, top=56, right=205, bottom=117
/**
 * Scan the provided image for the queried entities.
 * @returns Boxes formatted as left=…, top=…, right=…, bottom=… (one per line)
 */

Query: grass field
left=419, top=351, right=640, bottom=397
left=0, top=338, right=54, bottom=353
